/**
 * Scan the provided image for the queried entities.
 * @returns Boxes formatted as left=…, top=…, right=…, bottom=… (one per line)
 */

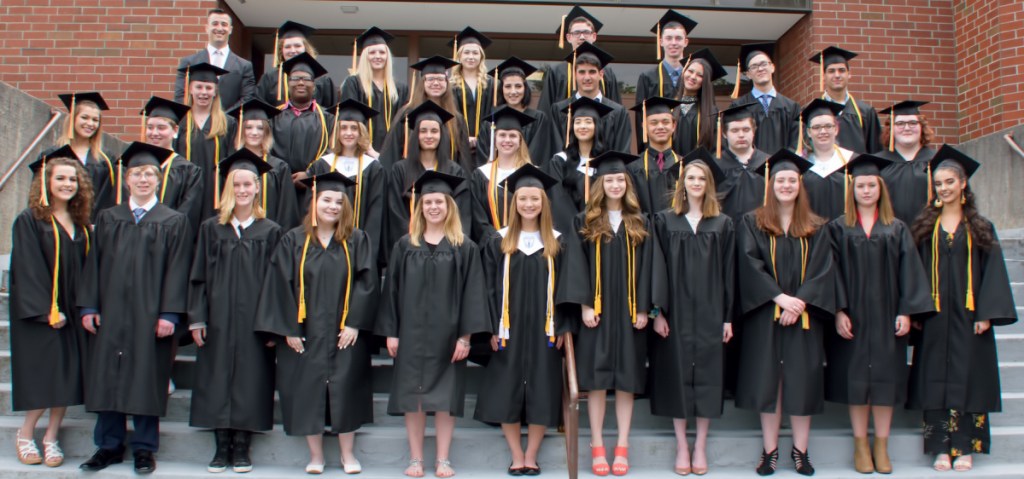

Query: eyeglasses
left=568, top=30, right=594, bottom=37
left=894, top=120, right=921, bottom=128
left=288, top=76, right=313, bottom=84
left=129, top=171, right=159, bottom=179
left=423, top=76, right=448, bottom=85
left=748, top=61, right=772, bottom=72
left=809, top=124, right=836, bottom=132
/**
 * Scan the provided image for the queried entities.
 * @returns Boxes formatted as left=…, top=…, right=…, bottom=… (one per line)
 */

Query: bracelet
left=457, top=339, right=470, bottom=347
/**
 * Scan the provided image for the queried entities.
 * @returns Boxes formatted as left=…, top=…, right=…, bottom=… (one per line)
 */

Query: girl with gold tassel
left=574, top=151, right=653, bottom=477
left=187, top=150, right=281, bottom=474
left=671, top=49, right=727, bottom=156
left=448, top=27, right=493, bottom=155
left=908, top=146, right=1017, bottom=473
left=877, top=100, right=937, bottom=224
left=474, top=164, right=587, bottom=475
left=799, top=98, right=855, bottom=221
left=468, top=106, right=535, bottom=242
left=255, top=171, right=378, bottom=475
left=43, top=92, right=117, bottom=220
left=10, top=147, right=93, bottom=467
left=734, top=150, right=834, bottom=477
left=140, top=96, right=205, bottom=236
left=339, top=26, right=408, bottom=153
left=256, top=21, right=337, bottom=109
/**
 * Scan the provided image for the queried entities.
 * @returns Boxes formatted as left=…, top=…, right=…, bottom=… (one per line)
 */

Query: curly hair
left=910, top=162, right=994, bottom=248
left=880, top=113, right=935, bottom=149
left=580, top=173, right=648, bottom=245
left=29, top=157, right=94, bottom=227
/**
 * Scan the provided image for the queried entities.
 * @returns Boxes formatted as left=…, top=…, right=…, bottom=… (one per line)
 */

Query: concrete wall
left=955, top=124, right=1024, bottom=231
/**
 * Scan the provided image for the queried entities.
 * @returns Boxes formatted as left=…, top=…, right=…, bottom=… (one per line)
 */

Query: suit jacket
left=175, top=49, right=256, bottom=111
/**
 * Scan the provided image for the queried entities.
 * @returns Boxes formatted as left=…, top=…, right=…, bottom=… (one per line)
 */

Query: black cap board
left=219, top=147, right=274, bottom=177
left=930, top=144, right=980, bottom=179
left=565, top=41, right=614, bottom=69
left=688, top=48, right=728, bottom=82
left=142, top=96, right=190, bottom=124
left=227, top=98, right=282, bottom=123
left=278, top=20, right=315, bottom=40
left=449, top=26, right=492, bottom=49
left=330, top=98, right=379, bottom=124
left=410, top=170, right=464, bottom=196
left=300, top=171, right=357, bottom=192
left=281, top=52, right=328, bottom=79
left=562, top=96, right=614, bottom=119
left=490, top=57, right=538, bottom=79
left=681, top=146, right=726, bottom=185
left=630, top=96, right=681, bottom=115
left=410, top=55, right=460, bottom=75
left=58, top=92, right=109, bottom=111
left=810, top=46, right=858, bottom=68
left=356, top=26, right=394, bottom=49
left=719, top=102, right=758, bottom=124
left=178, top=62, right=230, bottom=84
left=557, top=5, right=604, bottom=35
left=490, top=105, right=536, bottom=131
left=739, top=43, right=775, bottom=69
left=120, top=141, right=174, bottom=169
left=756, top=149, right=814, bottom=177
left=800, top=98, right=845, bottom=124
left=651, top=10, right=698, bottom=35
left=879, top=100, right=929, bottom=116
left=406, top=100, right=455, bottom=128
left=505, top=164, right=558, bottom=191
left=27, top=145, right=77, bottom=173
left=589, top=150, right=640, bottom=177
left=845, top=153, right=893, bottom=178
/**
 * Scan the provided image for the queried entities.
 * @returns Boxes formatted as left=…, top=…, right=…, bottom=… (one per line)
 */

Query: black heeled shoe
left=756, top=448, right=778, bottom=476
left=791, top=447, right=815, bottom=476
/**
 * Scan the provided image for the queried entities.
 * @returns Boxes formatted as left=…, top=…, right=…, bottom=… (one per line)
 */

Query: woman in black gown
left=474, top=57, right=560, bottom=168
left=671, top=49, right=725, bottom=156
left=876, top=100, right=936, bottom=224
left=339, top=26, right=408, bottom=153
left=42, top=92, right=117, bottom=220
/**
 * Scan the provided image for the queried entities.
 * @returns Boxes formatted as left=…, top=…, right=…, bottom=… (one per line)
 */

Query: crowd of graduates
left=7, top=5, right=1019, bottom=477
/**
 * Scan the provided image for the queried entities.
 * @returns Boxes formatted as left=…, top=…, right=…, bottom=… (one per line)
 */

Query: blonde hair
left=354, top=43, right=400, bottom=104
left=57, top=100, right=103, bottom=154
left=673, top=161, right=722, bottom=217
left=187, top=88, right=229, bottom=139
left=331, top=121, right=371, bottom=158
left=277, top=36, right=319, bottom=64
left=234, top=118, right=274, bottom=154
left=450, top=43, right=489, bottom=90
left=217, top=169, right=267, bottom=225
left=580, top=174, right=648, bottom=245
left=495, top=130, right=531, bottom=167
left=409, top=194, right=464, bottom=247
left=501, top=188, right=559, bottom=258
left=843, top=174, right=895, bottom=227
left=302, top=189, right=355, bottom=243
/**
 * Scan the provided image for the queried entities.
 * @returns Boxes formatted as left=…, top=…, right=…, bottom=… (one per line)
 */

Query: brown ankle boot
left=873, top=436, right=892, bottom=474
left=854, top=436, right=874, bottom=473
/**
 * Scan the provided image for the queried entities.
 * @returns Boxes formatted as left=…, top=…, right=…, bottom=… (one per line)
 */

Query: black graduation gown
left=37, top=146, right=119, bottom=222
left=716, top=149, right=768, bottom=221
left=384, top=158, right=474, bottom=257
left=468, top=163, right=516, bottom=244
left=378, top=106, right=474, bottom=172
left=803, top=148, right=856, bottom=221
left=257, top=69, right=337, bottom=110
left=377, top=236, right=492, bottom=416
left=173, top=115, right=238, bottom=221
left=542, top=151, right=593, bottom=234
left=255, top=228, right=379, bottom=435
left=729, top=92, right=801, bottom=155
left=633, top=62, right=682, bottom=148
left=649, top=212, right=735, bottom=419
left=9, top=210, right=89, bottom=410
left=158, top=155, right=205, bottom=236
left=77, top=203, right=193, bottom=416
left=188, top=217, right=282, bottom=431
left=549, top=96, right=632, bottom=154
left=538, top=62, right=621, bottom=112
left=825, top=217, right=933, bottom=406
left=734, top=213, right=835, bottom=416
left=907, top=221, right=1018, bottom=412
left=248, top=154, right=302, bottom=230
left=270, top=103, right=335, bottom=174
left=307, top=154, right=387, bottom=265
left=475, top=108, right=561, bottom=168
left=877, top=147, right=935, bottom=225
left=474, top=230, right=588, bottom=427
left=573, top=214, right=653, bottom=393
left=339, top=76, right=410, bottom=152
left=451, top=79, right=494, bottom=144
left=831, top=97, right=882, bottom=154
left=672, top=103, right=719, bottom=157
left=626, top=146, right=683, bottom=217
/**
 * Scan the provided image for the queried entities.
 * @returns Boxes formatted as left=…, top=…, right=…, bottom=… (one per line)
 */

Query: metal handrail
left=1004, top=133, right=1024, bottom=160
left=0, top=111, right=62, bottom=192
left=562, top=332, right=580, bottom=479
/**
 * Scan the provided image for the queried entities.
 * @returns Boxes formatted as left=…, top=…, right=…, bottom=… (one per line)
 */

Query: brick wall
left=0, top=0, right=224, bottom=141
left=776, top=0, right=959, bottom=145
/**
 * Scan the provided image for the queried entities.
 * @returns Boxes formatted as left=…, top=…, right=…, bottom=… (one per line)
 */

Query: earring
left=933, top=198, right=943, bottom=208
left=682, top=190, right=687, bottom=201
left=960, top=192, right=966, bottom=205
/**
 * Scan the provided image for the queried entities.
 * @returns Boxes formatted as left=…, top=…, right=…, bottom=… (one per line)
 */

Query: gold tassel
left=66, top=94, right=76, bottom=141
left=558, top=14, right=567, bottom=49
left=927, top=162, right=934, bottom=205
left=331, top=104, right=341, bottom=151
left=277, top=65, right=284, bottom=103
left=762, top=159, right=770, bottom=206
left=184, top=68, right=191, bottom=106
left=593, top=241, right=602, bottom=316
left=931, top=220, right=941, bottom=312
left=796, top=116, right=804, bottom=156
left=185, top=111, right=193, bottom=161
left=564, top=104, right=572, bottom=148
left=492, top=68, right=499, bottom=107
left=656, top=23, right=661, bottom=60
left=236, top=104, right=244, bottom=146
left=681, top=54, right=693, bottom=79
left=716, top=111, right=723, bottom=157
left=641, top=100, right=648, bottom=144
left=568, top=50, right=576, bottom=99
left=966, top=226, right=975, bottom=311
left=408, top=185, right=415, bottom=235
left=452, top=34, right=458, bottom=60
left=298, top=233, right=311, bottom=323
left=39, top=155, right=49, bottom=207
left=272, top=31, right=280, bottom=68
left=140, top=113, right=146, bottom=142
left=47, top=217, right=62, bottom=326
left=351, top=38, right=358, bottom=74
left=819, top=52, right=825, bottom=94
left=310, top=177, right=318, bottom=227
left=116, top=157, right=123, bottom=205
left=730, top=59, right=742, bottom=99
left=340, top=241, right=353, bottom=329
left=213, top=137, right=221, bottom=209
left=403, top=115, right=409, bottom=158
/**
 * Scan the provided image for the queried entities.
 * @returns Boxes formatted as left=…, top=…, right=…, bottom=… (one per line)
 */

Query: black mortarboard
left=410, top=55, right=460, bottom=75
left=682, top=147, right=726, bottom=185
left=227, top=98, right=282, bottom=122
left=630, top=96, right=681, bottom=115
left=720, top=102, right=758, bottom=124
left=278, top=20, right=315, bottom=40
left=410, top=170, right=464, bottom=196
left=800, top=98, right=844, bottom=124
left=845, top=153, right=892, bottom=178
left=27, top=145, right=77, bottom=173
left=281, top=52, right=328, bottom=79
left=879, top=100, right=929, bottom=116
left=331, top=98, right=379, bottom=124
left=757, top=149, right=814, bottom=177
left=505, top=163, right=558, bottom=191
left=490, top=57, right=538, bottom=79
left=739, top=43, right=775, bottom=69
left=58, top=92, right=109, bottom=111
left=406, top=100, right=455, bottom=128
left=810, top=46, right=858, bottom=68
left=930, top=144, right=980, bottom=179
left=651, top=10, right=698, bottom=35
left=557, top=5, right=604, bottom=35
left=178, top=62, right=229, bottom=84
left=300, top=171, right=356, bottom=192
left=688, top=48, right=728, bottom=82
left=490, top=105, right=536, bottom=132
left=565, top=41, right=614, bottom=70
left=563, top=96, right=614, bottom=119
left=120, top=141, right=173, bottom=169
left=356, top=26, right=394, bottom=50
left=142, top=96, right=190, bottom=124
left=449, top=26, right=492, bottom=49
left=589, top=151, right=640, bottom=177
left=219, top=147, right=274, bottom=177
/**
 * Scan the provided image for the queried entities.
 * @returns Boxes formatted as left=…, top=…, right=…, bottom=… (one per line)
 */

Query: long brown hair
left=673, top=161, right=721, bottom=217
left=302, top=189, right=355, bottom=243
left=674, top=58, right=716, bottom=150
left=57, top=100, right=104, bottom=154
left=910, top=162, right=994, bottom=248
left=501, top=188, right=560, bottom=258
left=29, top=157, right=93, bottom=227
left=754, top=173, right=823, bottom=238
left=843, top=174, right=895, bottom=227
left=580, top=174, right=648, bottom=245
left=409, top=194, right=464, bottom=247
left=405, top=79, right=466, bottom=157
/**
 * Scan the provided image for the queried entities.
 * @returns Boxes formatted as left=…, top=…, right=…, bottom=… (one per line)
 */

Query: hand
left=51, top=312, right=67, bottom=329
left=265, top=340, right=276, bottom=348
left=773, top=294, right=806, bottom=316
left=286, top=336, right=305, bottom=354
left=155, top=319, right=175, bottom=338
left=653, top=314, right=670, bottom=338
left=337, top=327, right=359, bottom=349
left=490, top=335, right=500, bottom=352
left=723, top=323, right=734, bottom=343
left=366, top=147, right=380, bottom=159
left=451, top=336, right=471, bottom=363
left=895, top=315, right=911, bottom=337
left=633, top=311, right=649, bottom=330
left=974, top=320, right=991, bottom=335
left=779, top=309, right=800, bottom=327
left=291, top=171, right=309, bottom=187
left=582, top=306, right=599, bottom=329
left=555, top=334, right=565, bottom=350
left=82, top=313, right=101, bottom=334
left=386, top=337, right=399, bottom=358
left=836, top=311, right=854, bottom=339
left=192, top=327, right=207, bottom=347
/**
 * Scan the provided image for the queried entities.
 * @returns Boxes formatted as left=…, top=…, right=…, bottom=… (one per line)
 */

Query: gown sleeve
left=254, top=231, right=302, bottom=338
left=458, top=240, right=494, bottom=337
left=9, top=212, right=53, bottom=322
left=793, top=226, right=836, bottom=316
left=343, top=230, right=380, bottom=331
left=376, top=239, right=407, bottom=338
left=736, top=213, right=784, bottom=315
left=895, top=221, right=935, bottom=319
left=160, top=214, right=194, bottom=315
left=187, top=220, right=212, bottom=327
left=975, top=225, right=1019, bottom=326
left=480, top=234, right=503, bottom=334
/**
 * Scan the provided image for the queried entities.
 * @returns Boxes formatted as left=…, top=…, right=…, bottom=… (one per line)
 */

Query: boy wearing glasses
left=728, top=43, right=802, bottom=155
left=270, top=53, right=336, bottom=187
left=537, top=5, right=622, bottom=111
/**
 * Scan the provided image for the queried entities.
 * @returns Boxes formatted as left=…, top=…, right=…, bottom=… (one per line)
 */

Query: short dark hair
left=575, top=53, right=602, bottom=70
left=208, top=8, right=227, bottom=17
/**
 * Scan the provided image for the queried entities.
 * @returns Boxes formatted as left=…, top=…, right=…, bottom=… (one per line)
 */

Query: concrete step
left=1012, top=282, right=1024, bottom=303
left=1001, top=237, right=1024, bottom=262
left=997, top=333, right=1024, bottom=362
left=1006, top=259, right=1024, bottom=284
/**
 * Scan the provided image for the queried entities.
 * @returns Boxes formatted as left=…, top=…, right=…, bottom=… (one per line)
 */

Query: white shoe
left=305, top=462, right=324, bottom=474
left=342, top=458, right=362, bottom=474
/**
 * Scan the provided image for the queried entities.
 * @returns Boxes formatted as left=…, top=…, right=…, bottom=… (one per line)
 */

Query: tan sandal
left=953, top=455, right=973, bottom=472
left=933, top=454, right=952, bottom=472
left=42, top=439, right=63, bottom=467
left=16, top=432, right=42, bottom=465
left=435, top=458, right=455, bottom=478
left=405, top=458, right=425, bottom=478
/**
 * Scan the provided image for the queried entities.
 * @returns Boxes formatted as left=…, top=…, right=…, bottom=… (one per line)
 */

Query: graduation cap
left=931, top=144, right=980, bottom=179
left=58, top=92, right=109, bottom=142
left=178, top=62, right=229, bottom=87
left=757, top=148, right=813, bottom=177
left=27, top=145, right=77, bottom=175
left=561, top=96, right=613, bottom=148
left=489, top=105, right=536, bottom=132
left=278, top=20, right=315, bottom=40
left=282, top=52, right=328, bottom=79
left=220, top=147, right=273, bottom=177
left=795, top=98, right=844, bottom=155
left=590, top=150, right=640, bottom=177
left=402, top=100, right=455, bottom=158
left=505, top=163, right=558, bottom=191
left=630, top=96, right=681, bottom=144
left=730, top=43, right=775, bottom=98
left=880, top=100, right=930, bottom=151
left=356, top=26, right=393, bottom=50
left=121, top=141, right=174, bottom=169
left=682, top=146, right=726, bottom=186
left=490, top=57, right=538, bottom=79
left=564, top=41, right=614, bottom=70
left=300, top=170, right=356, bottom=192
left=411, top=55, right=459, bottom=76
left=330, top=98, right=379, bottom=124
left=411, top=169, right=464, bottom=196
left=715, top=102, right=759, bottom=156
left=810, top=46, right=857, bottom=94
left=227, top=98, right=281, bottom=123
left=686, top=48, right=728, bottom=83
left=139, top=96, right=189, bottom=141
left=449, top=26, right=492, bottom=59
left=651, top=10, right=698, bottom=60
left=844, top=153, right=892, bottom=179
left=557, top=5, right=604, bottom=47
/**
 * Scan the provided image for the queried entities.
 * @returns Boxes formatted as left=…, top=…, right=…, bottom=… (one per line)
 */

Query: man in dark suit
left=174, top=8, right=255, bottom=110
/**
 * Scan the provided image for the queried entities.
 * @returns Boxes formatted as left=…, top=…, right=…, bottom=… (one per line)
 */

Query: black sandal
left=756, top=448, right=778, bottom=476
left=507, top=463, right=524, bottom=476
left=791, top=447, right=815, bottom=476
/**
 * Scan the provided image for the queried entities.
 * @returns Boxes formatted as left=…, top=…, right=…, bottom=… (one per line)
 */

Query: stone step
left=997, top=333, right=1024, bottom=362
left=1012, top=282, right=1024, bottom=303
left=1001, top=237, right=1024, bottom=262
left=1006, top=259, right=1024, bottom=284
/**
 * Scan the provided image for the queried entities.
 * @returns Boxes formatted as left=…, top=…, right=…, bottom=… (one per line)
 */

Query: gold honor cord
left=339, top=240, right=352, bottom=329
left=261, top=153, right=269, bottom=212
left=159, top=153, right=178, bottom=202
left=821, top=92, right=864, bottom=128
left=459, top=78, right=482, bottom=137
left=298, top=233, right=311, bottom=322
left=769, top=235, right=810, bottom=329
left=658, top=63, right=664, bottom=97
left=930, top=221, right=975, bottom=312
left=498, top=253, right=557, bottom=348
left=47, top=216, right=62, bottom=326
left=487, top=161, right=502, bottom=228
left=592, top=232, right=638, bottom=324
left=212, top=137, right=221, bottom=209
left=310, top=103, right=330, bottom=168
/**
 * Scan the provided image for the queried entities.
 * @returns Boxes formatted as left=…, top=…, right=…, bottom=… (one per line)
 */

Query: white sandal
left=341, top=457, right=362, bottom=474
left=16, top=432, right=41, bottom=465
left=42, top=440, right=63, bottom=467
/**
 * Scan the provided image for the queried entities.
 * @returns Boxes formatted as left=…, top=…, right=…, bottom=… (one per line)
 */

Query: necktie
left=656, top=152, right=665, bottom=173
left=133, top=208, right=146, bottom=224
left=213, top=50, right=225, bottom=68
left=760, top=95, right=771, bottom=114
